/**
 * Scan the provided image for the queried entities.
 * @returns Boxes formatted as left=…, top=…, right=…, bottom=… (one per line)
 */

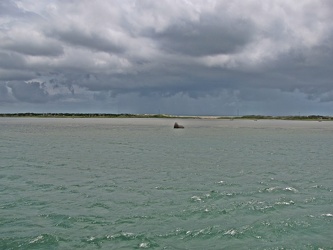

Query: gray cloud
left=0, top=83, right=12, bottom=103
left=0, top=0, right=333, bottom=115
left=0, top=52, right=26, bottom=69
left=8, top=81, right=49, bottom=103
left=50, top=27, right=125, bottom=54
left=0, top=1, right=20, bottom=16
left=0, top=0, right=40, bottom=19
left=0, top=70, right=35, bottom=81
left=150, top=15, right=255, bottom=56
left=1, top=36, right=64, bottom=57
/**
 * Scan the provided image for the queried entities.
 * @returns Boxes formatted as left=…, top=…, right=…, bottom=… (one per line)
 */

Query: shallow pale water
left=1, top=118, right=332, bottom=249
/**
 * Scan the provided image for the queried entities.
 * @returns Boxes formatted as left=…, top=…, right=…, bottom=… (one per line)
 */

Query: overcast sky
left=1, top=0, right=333, bottom=115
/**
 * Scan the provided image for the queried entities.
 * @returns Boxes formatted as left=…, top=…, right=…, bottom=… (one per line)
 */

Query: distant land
left=0, top=113, right=332, bottom=121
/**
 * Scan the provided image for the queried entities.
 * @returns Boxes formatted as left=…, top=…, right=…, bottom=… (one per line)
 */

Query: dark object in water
left=174, top=122, right=184, bottom=129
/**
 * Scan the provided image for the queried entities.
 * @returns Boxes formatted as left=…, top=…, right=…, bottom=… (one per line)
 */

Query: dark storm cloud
left=0, top=83, right=12, bottom=102
left=150, top=15, right=255, bottom=56
left=0, top=52, right=26, bottom=69
left=0, top=0, right=333, bottom=114
left=0, top=70, right=35, bottom=81
left=8, top=81, right=49, bottom=103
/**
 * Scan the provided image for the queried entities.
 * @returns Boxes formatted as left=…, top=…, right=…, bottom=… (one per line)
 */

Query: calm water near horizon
left=1, top=118, right=332, bottom=249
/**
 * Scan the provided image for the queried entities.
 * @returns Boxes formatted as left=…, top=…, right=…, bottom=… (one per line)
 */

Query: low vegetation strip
left=236, top=115, right=332, bottom=120
left=0, top=113, right=171, bottom=118
left=0, top=113, right=332, bottom=120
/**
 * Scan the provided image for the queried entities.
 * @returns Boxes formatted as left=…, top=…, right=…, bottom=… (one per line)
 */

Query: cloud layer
left=1, top=0, right=333, bottom=115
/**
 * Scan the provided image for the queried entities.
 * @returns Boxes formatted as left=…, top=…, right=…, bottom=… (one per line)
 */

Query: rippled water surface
left=1, top=118, right=332, bottom=249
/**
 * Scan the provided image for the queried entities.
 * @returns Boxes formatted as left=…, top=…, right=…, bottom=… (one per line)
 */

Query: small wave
left=139, top=242, right=150, bottom=248
left=84, top=232, right=137, bottom=244
left=190, top=196, right=202, bottom=202
left=224, top=229, right=237, bottom=236
left=88, top=202, right=111, bottom=210
left=240, top=200, right=275, bottom=213
left=180, top=225, right=256, bottom=240
left=83, top=232, right=159, bottom=248
left=261, top=186, right=298, bottom=193
left=321, top=213, right=333, bottom=217
left=188, top=191, right=225, bottom=205
left=262, top=186, right=279, bottom=192
left=107, top=232, right=135, bottom=240
left=275, top=200, right=295, bottom=206
left=0, top=202, right=17, bottom=209
left=29, top=235, right=43, bottom=244
left=181, top=226, right=221, bottom=239
left=28, top=234, right=63, bottom=247
left=284, top=187, right=298, bottom=192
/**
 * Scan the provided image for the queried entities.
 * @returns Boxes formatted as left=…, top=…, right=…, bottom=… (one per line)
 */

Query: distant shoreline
left=0, top=113, right=332, bottom=121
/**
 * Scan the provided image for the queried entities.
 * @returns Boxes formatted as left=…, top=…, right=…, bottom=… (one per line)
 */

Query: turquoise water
left=1, top=118, right=332, bottom=249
